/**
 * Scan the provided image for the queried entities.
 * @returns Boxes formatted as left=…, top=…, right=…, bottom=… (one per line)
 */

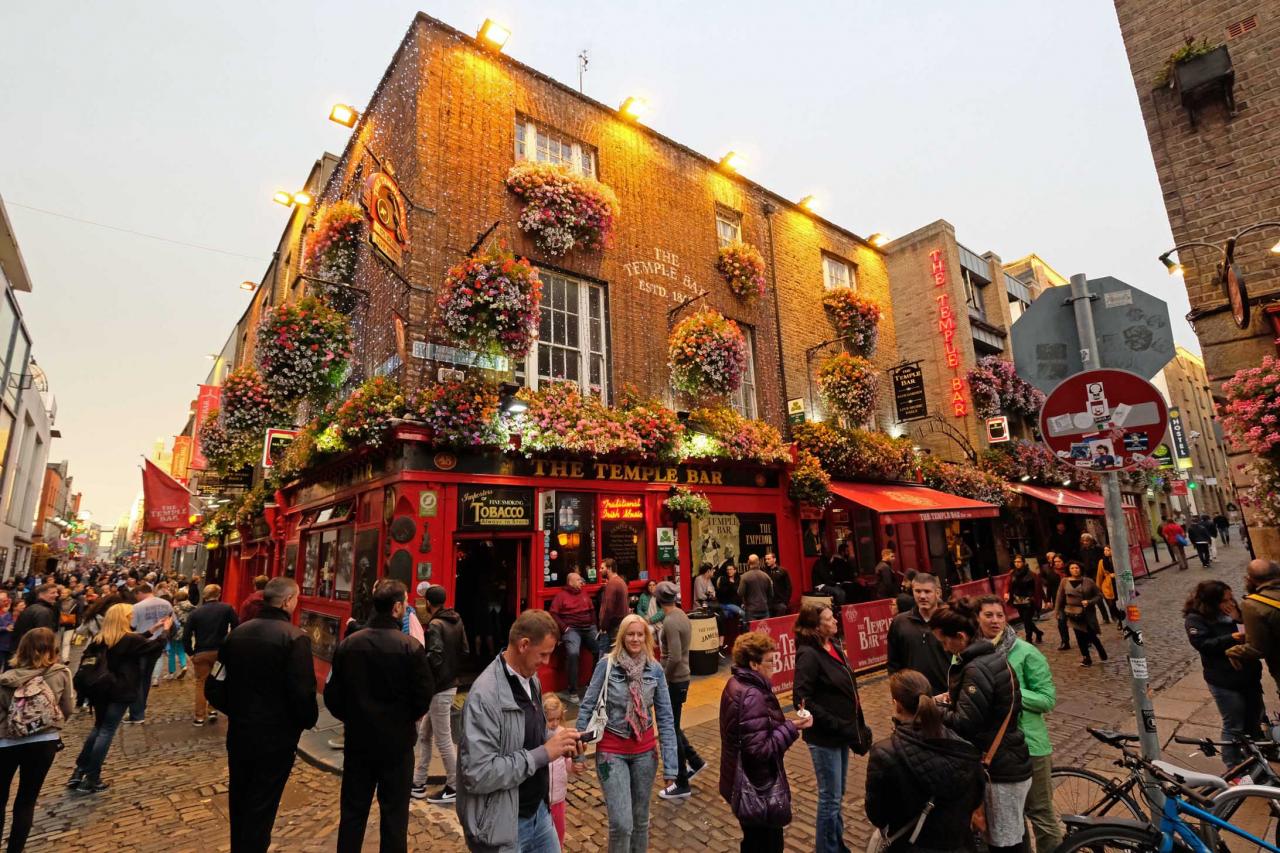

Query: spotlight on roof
left=868, top=232, right=890, bottom=248
left=328, top=103, right=359, bottom=127
left=619, top=96, right=650, bottom=121
left=478, top=18, right=511, bottom=50
left=719, top=151, right=746, bottom=172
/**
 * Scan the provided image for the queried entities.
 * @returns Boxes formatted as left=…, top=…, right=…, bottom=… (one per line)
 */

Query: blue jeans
left=561, top=625, right=599, bottom=694
left=75, top=701, right=128, bottom=784
left=1207, top=682, right=1266, bottom=769
left=167, top=639, right=187, bottom=673
left=807, top=743, right=850, bottom=853
left=517, top=801, right=561, bottom=852
left=597, top=748, right=658, bottom=853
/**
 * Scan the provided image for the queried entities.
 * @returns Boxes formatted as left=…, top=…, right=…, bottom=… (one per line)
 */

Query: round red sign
left=1038, top=369, right=1169, bottom=473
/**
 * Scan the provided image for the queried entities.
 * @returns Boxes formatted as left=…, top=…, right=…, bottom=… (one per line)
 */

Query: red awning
left=829, top=481, right=1000, bottom=523
left=1010, top=483, right=1105, bottom=516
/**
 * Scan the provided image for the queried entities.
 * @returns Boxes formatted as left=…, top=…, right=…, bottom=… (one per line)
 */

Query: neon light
left=929, top=249, right=969, bottom=418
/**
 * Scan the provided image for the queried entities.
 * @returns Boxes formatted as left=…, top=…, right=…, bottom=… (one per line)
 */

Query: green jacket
left=1000, top=628, right=1056, bottom=757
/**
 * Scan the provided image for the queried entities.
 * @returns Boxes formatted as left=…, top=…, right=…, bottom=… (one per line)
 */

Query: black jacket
left=90, top=632, right=168, bottom=705
left=865, top=723, right=985, bottom=852
left=183, top=601, right=239, bottom=655
left=1185, top=610, right=1260, bottom=691
left=12, top=600, right=58, bottom=647
left=941, top=639, right=1032, bottom=784
left=1008, top=569, right=1037, bottom=603
left=324, top=613, right=434, bottom=754
left=715, top=573, right=742, bottom=607
left=886, top=608, right=950, bottom=696
left=768, top=568, right=792, bottom=613
left=1188, top=521, right=1214, bottom=544
left=873, top=562, right=897, bottom=599
left=792, top=639, right=868, bottom=752
left=426, top=608, right=469, bottom=694
left=218, top=606, right=319, bottom=752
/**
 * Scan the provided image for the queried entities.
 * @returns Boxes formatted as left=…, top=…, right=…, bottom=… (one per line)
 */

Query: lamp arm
left=1162, top=241, right=1226, bottom=262
left=1231, top=221, right=1280, bottom=243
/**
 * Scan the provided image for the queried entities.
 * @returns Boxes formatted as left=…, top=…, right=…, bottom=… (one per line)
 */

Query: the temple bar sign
left=532, top=459, right=726, bottom=485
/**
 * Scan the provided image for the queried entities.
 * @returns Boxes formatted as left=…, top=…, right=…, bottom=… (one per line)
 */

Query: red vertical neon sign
left=930, top=249, right=969, bottom=418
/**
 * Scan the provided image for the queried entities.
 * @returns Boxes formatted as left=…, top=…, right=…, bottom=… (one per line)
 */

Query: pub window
left=284, top=543, right=298, bottom=580
left=730, top=327, right=758, bottom=421
left=599, top=495, right=646, bottom=582
left=822, top=254, right=855, bottom=291
left=519, top=271, right=609, bottom=400
left=716, top=209, right=742, bottom=248
left=546, top=492, right=596, bottom=587
left=514, top=116, right=597, bottom=178
left=302, top=533, right=320, bottom=596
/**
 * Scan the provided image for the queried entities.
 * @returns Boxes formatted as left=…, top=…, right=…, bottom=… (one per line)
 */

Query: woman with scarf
left=1054, top=561, right=1108, bottom=667
left=577, top=613, right=678, bottom=853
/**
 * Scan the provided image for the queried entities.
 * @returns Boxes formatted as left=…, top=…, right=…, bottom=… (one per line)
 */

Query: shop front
left=1006, top=483, right=1148, bottom=576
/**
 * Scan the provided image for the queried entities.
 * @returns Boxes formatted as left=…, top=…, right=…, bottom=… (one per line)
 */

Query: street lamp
left=619, top=96, right=649, bottom=121
left=1158, top=220, right=1280, bottom=330
left=272, top=190, right=312, bottom=207
left=329, top=103, right=359, bottom=127
left=477, top=18, right=511, bottom=51
left=719, top=151, right=745, bottom=172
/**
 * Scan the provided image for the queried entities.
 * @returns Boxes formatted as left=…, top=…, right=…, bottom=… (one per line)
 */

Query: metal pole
left=1068, top=274, right=1163, bottom=779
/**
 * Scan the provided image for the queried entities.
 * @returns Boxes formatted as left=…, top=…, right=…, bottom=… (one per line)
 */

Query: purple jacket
left=719, top=665, right=797, bottom=819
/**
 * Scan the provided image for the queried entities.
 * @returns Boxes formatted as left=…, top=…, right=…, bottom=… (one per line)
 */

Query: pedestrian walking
left=864, top=670, right=985, bottom=853
left=325, top=579, right=433, bottom=853
left=237, top=575, right=269, bottom=623
left=1055, top=561, right=1108, bottom=667
left=457, top=609, right=581, bottom=853
left=166, top=588, right=193, bottom=679
left=1047, top=521, right=1074, bottom=562
left=55, top=589, right=80, bottom=664
left=0, top=628, right=74, bottom=852
left=1043, top=554, right=1072, bottom=651
left=1077, top=534, right=1104, bottom=583
left=976, top=595, right=1062, bottom=853
left=1007, top=555, right=1044, bottom=644
left=1161, top=514, right=1191, bottom=571
left=738, top=554, right=773, bottom=624
left=412, top=584, right=468, bottom=805
left=1186, top=579, right=1264, bottom=771
left=127, top=583, right=174, bottom=722
left=183, top=584, right=238, bottom=726
left=719, top=632, right=813, bottom=853
left=765, top=552, right=792, bottom=617
left=577, top=614, right=677, bottom=853
left=873, top=549, right=898, bottom=600
left=792, top=603, right=869, bottom=853
left=1214, top=513, right=1231, bottom=544
left=10, top=585, right=56, bottom=650
left=69, top=603, right=171, bottom=793
left=930, top=600, right=1033, bottom=853
left=541, top=694, right=577, bottom=848
left=1096, top=546, right=1123, bottom=625
left=549, top=572, right=600, bottom=699
left=886, top=573, right=949, bottom=695
left=217, top=577, right=318, bottom=853
left=656, top=581, right=706, bottom=801
left=1231, top=560, right=1280, bottom=699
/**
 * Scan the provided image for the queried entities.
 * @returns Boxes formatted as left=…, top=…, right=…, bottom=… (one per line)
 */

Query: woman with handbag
left=931, top=601, right=1033, bottom=853
left=1054, top=561, right=1108, bottom=667
left=1006, top=556, right=1043, bottom=644
left=576, top=613, right=678, bottom=853
left=793, top=603, right=868, bottom=853
left=865, top=669, right=985, bottom=852
left=1096, top=546, right=1123, bottom=626
left=719, top=631, right=813, bottom=853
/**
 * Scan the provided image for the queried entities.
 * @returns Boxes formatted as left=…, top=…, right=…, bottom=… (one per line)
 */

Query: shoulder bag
left=729, top=690, right=792, bottom=828
left=970, top=665, right=1017, bottom=835
left=580, top=657, right=613, bottom=741
left=869, top=799, right=936, bottom=853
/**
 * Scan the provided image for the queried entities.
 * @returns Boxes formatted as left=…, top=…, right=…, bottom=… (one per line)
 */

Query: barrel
left=689, top=611, right=720, bottom=676
left=801, top=594, right=834, bottom=611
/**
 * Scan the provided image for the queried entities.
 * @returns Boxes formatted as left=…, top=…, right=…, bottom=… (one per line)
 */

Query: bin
left=689, top=611, right=720, bottom=676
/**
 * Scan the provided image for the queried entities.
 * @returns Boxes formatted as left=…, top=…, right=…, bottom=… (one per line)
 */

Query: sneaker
left=686, top=757, right=707, bottom=781
left=208, top=710, right=218, bottom=720
left=1080, top=659, right=1093, bottom=667
left=1099, top=648, right=1109, bottom=662
left=410, top=784, right=429, bottom=800
left=193, top=718, right=204, bottom=727
left=658, top=782, right=692, bottom=800
left=66, top=771, right=84, bottom=789
left=74, top=780, right=110, bottom=794
left=426, top=785, right=457, bottom=804
left=127, top=718, right=145, bottom=725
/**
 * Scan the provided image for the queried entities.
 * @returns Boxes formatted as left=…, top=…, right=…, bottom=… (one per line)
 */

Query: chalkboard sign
left=602, top=520, right=644, bottom=580
left=892, top=363, right=928, bottom=422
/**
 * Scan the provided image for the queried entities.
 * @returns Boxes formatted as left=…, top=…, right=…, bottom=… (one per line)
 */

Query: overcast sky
left=0, top=0, right=1192, bottom=524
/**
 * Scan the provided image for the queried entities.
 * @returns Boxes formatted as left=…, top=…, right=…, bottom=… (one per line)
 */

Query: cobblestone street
left=20, top=543, right=1255, bottom=851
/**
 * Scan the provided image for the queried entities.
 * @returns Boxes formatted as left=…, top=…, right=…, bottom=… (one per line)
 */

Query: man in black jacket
left=325, top=579, right=433, bottom=853
left=765, top=551, right=792, bottom=616
left=886, top=572, right=950, bottom=694
left=183, top=584, right=239, bottom=725
left=218, top=577, right=317, bottom=853
left=12, top=582, right=59, bottom=647
left=412, top=584, right=468, bottom=804
left=1189, top=516, right=1215, bottom=567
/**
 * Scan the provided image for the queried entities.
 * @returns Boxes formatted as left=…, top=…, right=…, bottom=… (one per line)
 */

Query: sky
left=0, top=0, right=1192, bottom=525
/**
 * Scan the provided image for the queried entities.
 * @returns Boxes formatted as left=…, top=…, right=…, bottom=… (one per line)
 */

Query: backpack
left=73, top=642, right=118, bottom=703
left=5, top=673, right=63, bottom=738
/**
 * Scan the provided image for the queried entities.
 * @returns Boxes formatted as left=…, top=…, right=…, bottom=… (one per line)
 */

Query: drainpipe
left=761, top=202, right=790, bottom=437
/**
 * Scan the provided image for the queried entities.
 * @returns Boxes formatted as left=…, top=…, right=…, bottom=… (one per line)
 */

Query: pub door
left=453, top=536, right=530, bottom=681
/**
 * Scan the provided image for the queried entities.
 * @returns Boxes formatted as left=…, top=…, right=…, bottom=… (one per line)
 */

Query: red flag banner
left=189, top=384, right=222, bottom=471
left=171, top=435, right=193, bottom=482
left=142, top=459, right=190, bottom=532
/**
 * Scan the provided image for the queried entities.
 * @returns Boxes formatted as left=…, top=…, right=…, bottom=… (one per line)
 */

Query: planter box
left=1174, top=45, right=1235, bottom=126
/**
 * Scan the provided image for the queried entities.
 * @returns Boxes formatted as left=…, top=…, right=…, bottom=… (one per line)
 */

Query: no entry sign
left=1039, top=369, right=1169, bottom=473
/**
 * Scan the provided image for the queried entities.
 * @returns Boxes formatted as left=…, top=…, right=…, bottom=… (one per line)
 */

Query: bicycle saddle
left=1151, top=759, right=1229, bottom=791
left=1088, top=728, right=1139, bottom=746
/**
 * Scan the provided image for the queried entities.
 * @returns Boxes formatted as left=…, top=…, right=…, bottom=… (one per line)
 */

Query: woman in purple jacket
left=719, top=632, right=813, bottom=853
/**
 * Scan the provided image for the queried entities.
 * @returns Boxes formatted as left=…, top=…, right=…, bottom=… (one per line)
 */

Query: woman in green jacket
left=635, top=580, right=666, bottom=626
left=975, top=593, right=1061, bottom=853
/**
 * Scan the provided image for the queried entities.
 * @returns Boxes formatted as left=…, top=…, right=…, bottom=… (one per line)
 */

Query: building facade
left=1157, top=346, right=1235, bottom=517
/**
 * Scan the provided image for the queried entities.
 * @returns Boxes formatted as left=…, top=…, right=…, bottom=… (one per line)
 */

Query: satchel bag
left=971, top=665, right=1018, bottom=836
left=730, top=747, right=792, bottom=828
left=580, top=657, right=613, bottom=741
left=1175, top=534, right=1190, bottom=547
left=869, top=798, right=936, bottom=853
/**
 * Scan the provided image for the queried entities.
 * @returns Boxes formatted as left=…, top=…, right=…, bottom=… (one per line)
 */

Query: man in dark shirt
left=183, top=584, right=239, bottom=725
left=765, top=551, right=792, bottom=616
left=886, top=572, right=950, bottom=694
left=1189, top=516, right=1215, bottom=567
left=597, top=559, right=629, bottom=653
left=873, top=549, right=898, bottom=600
left=12, top=582, right=58, bottom=647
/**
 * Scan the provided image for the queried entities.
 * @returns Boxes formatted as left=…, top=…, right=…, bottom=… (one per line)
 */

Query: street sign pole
left=1068, top=273, right=1163, bottom=774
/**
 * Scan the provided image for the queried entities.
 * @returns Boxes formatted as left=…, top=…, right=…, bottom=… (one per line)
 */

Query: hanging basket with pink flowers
left=256, top=297, right=353, bottom=405
left=817, top=353, right=879, bottom=425
left=668, top=309, right=748, bottom=398
left=505, top=162, right=619, bottom=256
left=437, top=243, right=543, bottom=361
left=822, top=289, right=881, bottom=357
left=716, top=241, right=767, bottom=300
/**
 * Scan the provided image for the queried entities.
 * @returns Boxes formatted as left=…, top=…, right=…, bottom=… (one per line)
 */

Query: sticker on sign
left=1104, top=289, right=1133, bottom=309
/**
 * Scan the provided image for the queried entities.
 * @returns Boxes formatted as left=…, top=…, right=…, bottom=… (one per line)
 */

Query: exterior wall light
left=292, top=191, right=313, bottom=206
left=798, top=195, right=817, bottom=212
left=478, top=19, right=511, bottom=50
left=240, top=281, right=257, bottom=292
left=619, top=96, right=649, bottom=121
left=868, top=232, right=889, bottom=248
left=719, top=151, right=745, bottom=172
left=272, top=191, right=294, bottom=207
left=329, top=103, right=359, bottom=127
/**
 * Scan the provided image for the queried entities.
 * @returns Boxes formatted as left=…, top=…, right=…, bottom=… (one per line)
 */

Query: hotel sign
left=930, top=249, right=969, bottom=418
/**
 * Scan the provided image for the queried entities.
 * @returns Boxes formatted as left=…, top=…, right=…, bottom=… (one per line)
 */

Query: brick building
left=1156, top=346, right=1235, bottom=517
left=1113, top=1, right=1280, bottom=558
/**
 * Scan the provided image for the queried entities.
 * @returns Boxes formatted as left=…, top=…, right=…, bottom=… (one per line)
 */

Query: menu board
left=602, top=520, right=644, bottom=580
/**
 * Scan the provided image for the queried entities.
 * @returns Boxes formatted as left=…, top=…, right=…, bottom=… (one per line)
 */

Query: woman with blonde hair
left=68, top=603, right=170, bottom=794
left=576, top=613, right=678, bottom=853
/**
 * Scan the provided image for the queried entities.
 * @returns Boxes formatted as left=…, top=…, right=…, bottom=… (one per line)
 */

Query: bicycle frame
left=1159, top=790, right=1280, bottom=853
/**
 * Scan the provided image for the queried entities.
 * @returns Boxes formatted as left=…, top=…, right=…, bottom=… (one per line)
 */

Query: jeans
left=130, top=650, right=164, bottom=720
left=0, top=739, right=58, bottom=853
left=517, top=801, right=561, bottom=852
left=745, top=611, right=770, bottom=625
left=75, top=701, right=129, bottom=784
left=597, top=748, right=658, bottom=853
left=1056, top=613, right=1071, bottom=648
left=337, top=747, right=413, bottom=853
left=1170, top=542, right=1189, bottom=571
left=167, top=639, right=187, bottom=673
left=561, top=626, right=599, bottom=694
left=1193, top=541, right=1212, bottom=567
left=1015, top=603, right=1043, bottom=641
left=1219, top=526, right=1231, bottom=545
left=669, top=680, right=702, bottom=786
left=738, top=820, right=784, bottom=852
left=413, top=688, right=457, bottom=788
left=1073, top=628, right=1107, bottom=663
left=228, top=744, right=297, bottom=853
left=1024, top=753, right=1062, bottom=853
left=192, top=650, right=218, bottom=720
left=807, top=743, right=850, bottom=853
left=1207, top=682, right=1266, bottom=769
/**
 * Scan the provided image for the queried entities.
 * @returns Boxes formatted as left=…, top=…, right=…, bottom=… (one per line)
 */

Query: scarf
left=617, top=651, right=651, bottom=738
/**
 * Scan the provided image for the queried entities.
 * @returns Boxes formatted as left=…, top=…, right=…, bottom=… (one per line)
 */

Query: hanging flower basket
left=304, top=201, right=364, bottom=312
left=817, top=353, right=879, bottom=424
left=505, top=162, right=619, bottom=256
left=978, top=439, right=1098, bottom=491
left=789, top=450, right=832, bottom=508
left=219, top=366, right=283, bottom=435
left=668, top=309, right=748, bottom=397
left=966, top=355, right=1045, bottom=420
left=716, top=241, right=767, bottom=300
left=198, top=410, right=259, bottom=474
left=617, top=385, right=685, bottom=462
left=256, top=297, right=353, bottom=405
left=410, top=376, right=506, bottom=449
left=822, top=289, right=881, bottom=357
left=792, top=422, right=914, bottom=483
left=1221, top=356, right=1280, bottom=460
left=437, top=243, right=542, bottom=360
left=918, top=457, right=1009, bottom=506
left=333, top=376, right=405, bottom=449
left=513, top=382, right=643, bottom=458
left=665, top=486, right=711, bottom=521
left=684, top=407, right=790, bottom=464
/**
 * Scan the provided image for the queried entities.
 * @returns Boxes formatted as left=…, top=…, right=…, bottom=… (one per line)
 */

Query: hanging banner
left=170, top=436, right=193, bottom=483
left=746, top=613, right=799, bottom=693
left=843, top=598, right=897, bottom=670
left=142, top=459, right=191, bottom=532
left=189, top=384, right=223, bottom=471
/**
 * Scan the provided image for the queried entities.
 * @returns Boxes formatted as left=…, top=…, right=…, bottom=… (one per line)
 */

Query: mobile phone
left=579, top=730, right=599, bottom=743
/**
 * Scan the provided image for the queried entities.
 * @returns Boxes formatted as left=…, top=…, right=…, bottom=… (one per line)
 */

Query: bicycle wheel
left=1053, top=765, right=1146, bottom=821
left=1210, top=785, right=1280, bottom=852
left=1057, top=823, right=1161, bottom=852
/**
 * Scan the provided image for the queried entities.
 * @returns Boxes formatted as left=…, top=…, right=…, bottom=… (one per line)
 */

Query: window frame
left=822, top=253, right=856, bottom=291
left=730, top=326, right=759, bottom=421
left=521, top=269, right=610, bottom=401
left=715, top=208, right=743, bottom=249
left=514, top=116, right=597, bottom=178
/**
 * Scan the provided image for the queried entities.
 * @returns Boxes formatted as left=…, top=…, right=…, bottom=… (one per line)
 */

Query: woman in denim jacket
left=577, top=613, right=678, bottom=853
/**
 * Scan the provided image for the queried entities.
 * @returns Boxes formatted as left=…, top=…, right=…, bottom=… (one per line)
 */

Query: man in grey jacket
left=457, top=609, right=581, bottom=852
left=737, top=554, right=773, bottom=623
